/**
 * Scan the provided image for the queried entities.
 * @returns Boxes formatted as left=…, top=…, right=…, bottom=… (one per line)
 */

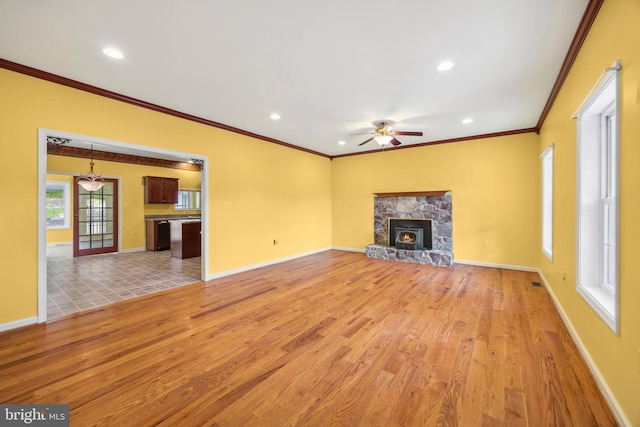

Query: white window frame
left=46, top=180, right=71, bottom=230
left=540, top=144, right=554, bottom=260
left=575, top=61, right=621, bottom=334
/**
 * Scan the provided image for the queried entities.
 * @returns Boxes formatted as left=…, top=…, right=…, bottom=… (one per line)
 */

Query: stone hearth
left=365, top=191, right=454, bottom=267
left=365, top=245, right=453, bottom=266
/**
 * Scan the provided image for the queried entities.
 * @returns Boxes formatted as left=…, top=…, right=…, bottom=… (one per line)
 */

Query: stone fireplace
left=365, top=191, right=454, bottom=267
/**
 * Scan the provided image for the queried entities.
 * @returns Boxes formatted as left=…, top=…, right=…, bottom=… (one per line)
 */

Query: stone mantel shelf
left=373, top=190, right=450, bottom=198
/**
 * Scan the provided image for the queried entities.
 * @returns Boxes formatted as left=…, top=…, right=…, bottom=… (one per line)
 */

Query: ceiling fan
left=356, top=121, right=423, bottom=147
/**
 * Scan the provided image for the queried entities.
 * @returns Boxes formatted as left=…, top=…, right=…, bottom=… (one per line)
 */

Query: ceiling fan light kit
left=358, top=121, right=423, bottom=148
left=374, top=135, right=393, bottom=146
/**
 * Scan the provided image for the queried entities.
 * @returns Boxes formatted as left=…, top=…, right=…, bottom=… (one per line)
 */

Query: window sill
left=577, top=282, right=618, bottom=334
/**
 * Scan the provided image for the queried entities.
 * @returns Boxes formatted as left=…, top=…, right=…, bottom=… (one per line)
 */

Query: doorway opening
left=38, top=128, right=209, bottom=322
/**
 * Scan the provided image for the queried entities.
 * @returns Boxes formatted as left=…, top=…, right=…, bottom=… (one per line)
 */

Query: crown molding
left=0, top=58, right=330, bottom=160
left=330, top=128, right=537, bottom=159
left=535, top=0, right=605, bottom=131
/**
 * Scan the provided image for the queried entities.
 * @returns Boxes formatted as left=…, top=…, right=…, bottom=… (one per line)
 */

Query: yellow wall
left=0, top=67, right=332, bottom=324
left=332, top=133, right=540, bottom=268
left=538, top=0, right=640, bottom=423
left=46, top=157, right=202, bottom=249
left=210, top=137, right=332, bottom=270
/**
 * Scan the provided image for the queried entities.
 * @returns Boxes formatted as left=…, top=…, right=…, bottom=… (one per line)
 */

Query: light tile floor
left=47, top=244, right=201, bottom=321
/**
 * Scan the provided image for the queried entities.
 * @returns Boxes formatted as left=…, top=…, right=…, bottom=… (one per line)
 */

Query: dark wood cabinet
left=146, top=219, right=171, bottom=251
left=170, top=220, right=201, bottom=259
left=144, top=176, right=179, bottom=204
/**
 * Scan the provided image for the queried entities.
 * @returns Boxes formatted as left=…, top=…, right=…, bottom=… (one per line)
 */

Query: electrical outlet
left=482, top=240, right=489, bottom=247
left=273, top=239, right=278, bottom=245
left=562, top=271, right=567, bottom=281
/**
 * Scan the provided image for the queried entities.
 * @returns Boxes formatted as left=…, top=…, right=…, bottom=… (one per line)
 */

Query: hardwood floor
left=0, top=250, right=616, bottom=426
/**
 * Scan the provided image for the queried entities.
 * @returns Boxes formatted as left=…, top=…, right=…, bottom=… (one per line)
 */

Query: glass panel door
left=73, top=178, right=118, bottom=257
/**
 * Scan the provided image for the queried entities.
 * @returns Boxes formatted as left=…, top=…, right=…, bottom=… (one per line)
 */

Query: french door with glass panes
left=73, top=178, right=118, bottom=257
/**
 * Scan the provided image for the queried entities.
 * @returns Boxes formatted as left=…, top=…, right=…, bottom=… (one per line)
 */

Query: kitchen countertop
left=145, top=215, right=201, bottom=221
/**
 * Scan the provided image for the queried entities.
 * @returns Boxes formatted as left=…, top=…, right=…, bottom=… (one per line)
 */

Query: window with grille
left=575, top=61, right=620, bottom=334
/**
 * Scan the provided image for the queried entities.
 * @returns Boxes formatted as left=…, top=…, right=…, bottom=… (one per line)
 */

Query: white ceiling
left=0, top=0, right=589, bottom=157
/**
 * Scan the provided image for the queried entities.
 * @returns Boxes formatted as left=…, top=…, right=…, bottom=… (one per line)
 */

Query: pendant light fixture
left=77, top=145, right=105, bottom=192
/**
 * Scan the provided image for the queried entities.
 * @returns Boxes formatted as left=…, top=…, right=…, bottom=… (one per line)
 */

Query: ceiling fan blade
left=394, top=131, right=423, bottom=136
left=390, top=138, right=402, bottom=146
left=358, top=137, right=374, bottom=146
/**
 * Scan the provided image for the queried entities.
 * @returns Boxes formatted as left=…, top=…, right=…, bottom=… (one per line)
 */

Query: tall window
left=540, top=144, right=554, bottom=260
left=46, top=181, right=70, bottom=230
left=575, top=61, right=620, bottom=334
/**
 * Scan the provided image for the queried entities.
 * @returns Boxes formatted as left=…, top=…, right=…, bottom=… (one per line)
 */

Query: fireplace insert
left=388, top=218, right=433, bottom=250
left=395, top=227, right=424, bottom=250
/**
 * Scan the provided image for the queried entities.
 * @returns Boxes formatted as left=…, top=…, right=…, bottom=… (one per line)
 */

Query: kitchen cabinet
left=144, top=176, right=179, bottom=204
left=146, top=219, right=171, bottom=251
left=170, top=220, right=201, bottom=259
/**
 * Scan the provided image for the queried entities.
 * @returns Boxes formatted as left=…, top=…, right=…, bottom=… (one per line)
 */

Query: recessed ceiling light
left=270, top=113, right=281, bottom=120
left=102, top=47, right=124, bottom=59
left=437, top=61, right=454, bottom=72
left=338, top=140, right=346, bottom=146
left=462, top=117, right=474, bottom=124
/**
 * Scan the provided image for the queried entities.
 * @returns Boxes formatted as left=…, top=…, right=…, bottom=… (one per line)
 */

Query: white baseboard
left=205, top=247, right=333, bottom=280
left=119, top=247, right=146, bottom=253
left=46, top=241, right=72, bottom=246
left=331, top=246, right=366, bottom=253
left=331, top=249, right=541, bottom=271
left=331, top=251, right=539, bottom=271
left=0, top=316, right=38, bottom=333
left=454, top=258, right=538, bottom=272
left=537, top=271, right=631, bottom=427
